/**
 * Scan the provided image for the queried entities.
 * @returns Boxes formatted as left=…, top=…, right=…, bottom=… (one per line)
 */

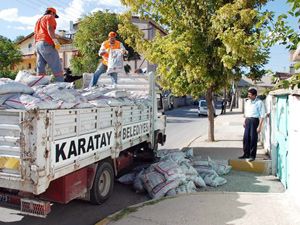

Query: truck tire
left=90, top=161, right=114, bottom=204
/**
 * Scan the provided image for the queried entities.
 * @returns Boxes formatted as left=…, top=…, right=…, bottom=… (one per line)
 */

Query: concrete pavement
left=96, top=108, right=300, bottom=225
left=97, top=192, right=300, bottom=225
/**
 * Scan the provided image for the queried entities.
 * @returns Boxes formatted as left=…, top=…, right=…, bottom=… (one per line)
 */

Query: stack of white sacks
left=0, top=71, right=151, bottom=110
left=118, top=149, right=232, bottom=199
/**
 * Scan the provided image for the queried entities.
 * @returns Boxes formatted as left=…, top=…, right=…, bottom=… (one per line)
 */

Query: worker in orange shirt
left=89, top=32, right=127, bottom=87
left=34, top=7, right=64, bottom=82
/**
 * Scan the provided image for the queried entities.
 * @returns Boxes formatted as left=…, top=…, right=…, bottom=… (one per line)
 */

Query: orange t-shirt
left=34, top=15, right=56, bottom=46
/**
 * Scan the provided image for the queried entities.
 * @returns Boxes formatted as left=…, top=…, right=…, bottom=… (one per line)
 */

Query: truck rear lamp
left=20, top=198, right=51, bottom=218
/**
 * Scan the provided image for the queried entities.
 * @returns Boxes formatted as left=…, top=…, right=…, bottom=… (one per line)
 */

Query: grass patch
left=111, top=207, right=139, bottom=221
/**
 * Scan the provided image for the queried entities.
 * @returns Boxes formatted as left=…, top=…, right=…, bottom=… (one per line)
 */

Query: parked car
left=197, top=100, right=222, bottom=116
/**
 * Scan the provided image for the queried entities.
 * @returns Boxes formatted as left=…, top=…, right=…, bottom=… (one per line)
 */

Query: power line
left=15, top=0, right=43, bottom=14
left=41, top=0, right=85, bottom=17
left=24, top=0, right=80, bottom=22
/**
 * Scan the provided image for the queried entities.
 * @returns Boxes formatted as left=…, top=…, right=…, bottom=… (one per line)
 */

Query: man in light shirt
left=239, top=88, right=265, bottom=162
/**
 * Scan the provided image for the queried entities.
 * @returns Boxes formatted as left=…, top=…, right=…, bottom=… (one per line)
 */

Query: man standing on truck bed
left=34, top=7, right=64, bottom=82
left=89, top=31, right=127, bottom=88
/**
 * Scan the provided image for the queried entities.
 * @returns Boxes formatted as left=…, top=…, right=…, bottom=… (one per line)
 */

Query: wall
left=19, top=38, right=35, bottom=55
left=261, top=95, right=272, bottom=154
left=16, top=36, right=75, bottom=73
left=263, top=90, right=300, bottom=204
left=287, top=94, right=300, bottom=205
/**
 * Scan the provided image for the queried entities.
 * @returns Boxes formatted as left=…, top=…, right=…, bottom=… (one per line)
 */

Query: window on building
left=28, top=43, right=32, bottom=49
left=28, top=63, right=31, bottom=69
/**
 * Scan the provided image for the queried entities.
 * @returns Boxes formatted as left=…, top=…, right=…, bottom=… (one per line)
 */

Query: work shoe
left=238, top=155, right=249, bottom=159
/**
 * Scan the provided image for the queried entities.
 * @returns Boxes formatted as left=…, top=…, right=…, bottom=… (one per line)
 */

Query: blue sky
left=0, top=0, right=297, bottom=73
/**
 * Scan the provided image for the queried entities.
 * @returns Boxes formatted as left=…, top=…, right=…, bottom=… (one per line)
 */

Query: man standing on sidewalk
left=34, top=7, right=64, bottom=82
left=239, top=88, right=265, bottom=162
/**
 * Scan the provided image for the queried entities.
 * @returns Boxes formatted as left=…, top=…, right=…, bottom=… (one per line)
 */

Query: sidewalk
left=96, top=108, right=300, bottom=225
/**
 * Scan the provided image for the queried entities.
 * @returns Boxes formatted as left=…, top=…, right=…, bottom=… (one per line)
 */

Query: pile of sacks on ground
left=117, top=149, right=232, bottom=199
left=0, top=71, right=151, bottom=110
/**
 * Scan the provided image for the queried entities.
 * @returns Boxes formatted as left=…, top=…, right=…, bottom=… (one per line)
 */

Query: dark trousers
left=243, top=118, right=259, bottom=158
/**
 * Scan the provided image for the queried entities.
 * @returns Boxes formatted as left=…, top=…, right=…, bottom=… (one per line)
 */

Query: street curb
left=95, top=218, right=110, bottom=225
left=229, top=159, right=272, bottom=174
left=94, top=197, right=171, bottom=225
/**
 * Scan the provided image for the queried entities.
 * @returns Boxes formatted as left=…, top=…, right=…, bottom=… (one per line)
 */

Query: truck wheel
left=90, top=161, right=114, bottom=204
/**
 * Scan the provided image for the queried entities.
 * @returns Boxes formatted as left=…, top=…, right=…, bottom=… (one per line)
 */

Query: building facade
left=14, top=32, right=75, bottom=73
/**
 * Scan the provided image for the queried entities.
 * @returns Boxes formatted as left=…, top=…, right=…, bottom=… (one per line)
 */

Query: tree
left=0, top=35, right=22, bottom=76
left=119, top=0, right=269, bottom=141
left=14, top=35, right=25, bottom=43
left=262, top=0, right=300, bottom=89
left=71, top=10, right=139, bottom=75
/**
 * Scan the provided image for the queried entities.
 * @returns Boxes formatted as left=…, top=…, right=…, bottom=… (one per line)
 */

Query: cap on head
left=47, top=7, right=59, bottom=18
left=108, top=32, right=117, bottom=38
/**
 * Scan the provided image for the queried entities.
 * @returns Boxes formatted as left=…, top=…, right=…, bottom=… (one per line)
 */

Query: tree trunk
left=206, top=88, right=215, bottom=142
left=230, top=90, right=235, bottom=112
left=223, top=87, right=227, bottom=114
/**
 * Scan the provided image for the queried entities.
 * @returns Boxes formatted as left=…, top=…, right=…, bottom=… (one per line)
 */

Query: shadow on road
left=166, top=119, right=194, bottom=123
left=164, top=106, right=199, bottom=118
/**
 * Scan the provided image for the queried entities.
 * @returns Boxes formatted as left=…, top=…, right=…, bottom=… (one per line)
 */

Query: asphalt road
left=0, top=105, right=208, bottom=225
left=160, top=106, right=208, bottom=149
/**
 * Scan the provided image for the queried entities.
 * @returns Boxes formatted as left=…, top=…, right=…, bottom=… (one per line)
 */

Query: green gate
left=275, top=95, right=289, bottom=189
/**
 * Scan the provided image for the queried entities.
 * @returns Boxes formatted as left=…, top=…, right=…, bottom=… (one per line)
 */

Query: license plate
left=0, top=194, right=10, bottom=203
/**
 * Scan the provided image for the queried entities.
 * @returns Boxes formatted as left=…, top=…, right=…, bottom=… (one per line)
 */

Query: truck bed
left=0, top=74, right=160, bottom=195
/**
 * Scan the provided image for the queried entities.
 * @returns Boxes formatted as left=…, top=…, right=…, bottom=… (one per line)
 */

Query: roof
left=16, top=32, right=34, bottom=44
left=131, top=16, right=167, bottom=35
left=16, top=32, right=73, bottom=45
left=269, top=89, right=291, bottom=96
left=73, top=15, right=167, bottom=35
left=274, top=72, right=292, bottom=80
left=269, top=87, right=300, bottom=96
left=238, top=75, right=274, bottom=88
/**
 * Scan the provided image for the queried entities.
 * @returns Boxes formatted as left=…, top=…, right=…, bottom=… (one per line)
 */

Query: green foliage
left=71, top=11, right=119, bottom=74
left=262, top=88, right=272, bottom=96
left=119, top=0, right=269, bottom=141
left=274, top=74, right=300, bottom=89
left=71, top=11, right=139, bottom=75
left=240, top=88, right=249, bottom=98
left=14, top=35, right=25, bottom=43
left=0, top=35, right=22, bottom=72
left=0, top=70, right=17, bottom=79
left=119, top=0, right=269, bottom=97
left=261, top=0, right=300, bottom=90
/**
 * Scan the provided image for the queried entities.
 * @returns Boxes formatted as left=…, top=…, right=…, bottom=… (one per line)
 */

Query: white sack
left=154, top=160, right=186, bottom=182
left=142, top=170, right=166, bottom=193
left=133, top=170, right=146, bottom=193
left=175, top=181, right=197, bottom=195
left=15, top=70, right=50, bottom=86
left=107, top=49, right=125, bottom=74
left=33, top=83, right=90, bottom=109
left=4, top=94, right=58, bottom=110
left=207, top=157, right=232, bottom=176
left=80, top=88, right=112, bottom=100
left=0, top=78, right=34, bottom=95
left=150, top=179, right=180, bottom=199
left=104, top=90, right=128, bottom=98
left=0, top=93, right=16, bottom=105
